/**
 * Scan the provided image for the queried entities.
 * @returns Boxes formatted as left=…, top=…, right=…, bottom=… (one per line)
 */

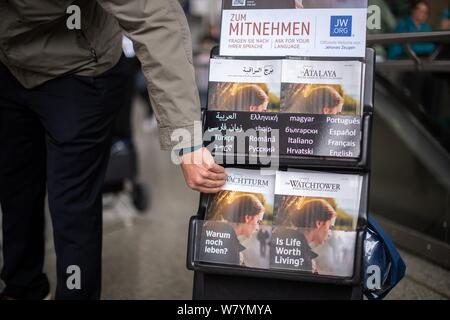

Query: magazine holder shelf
left=201, top=47, right=375, bottom=170
left=188, top=218, right=366, bottom=285
left=188, top=167, right=370, bottom=285
left=187, top=48, right=374, bottom=288
left=188, top=1, right=373, bottom=297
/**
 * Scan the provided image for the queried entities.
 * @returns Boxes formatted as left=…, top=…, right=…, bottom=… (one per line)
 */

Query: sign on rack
left=220, top=0, right=368, bottom=58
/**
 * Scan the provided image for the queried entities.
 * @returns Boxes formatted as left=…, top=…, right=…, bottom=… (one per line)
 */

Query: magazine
left=207, top=58, right=363, bottom=115
left=281, top=59, right=364, bottom=116
left=220, top=0, right=368, bottom=57
left=197, top=168, right=364, bottom=278
left=271, top=170, right=363, bottom=276
left=205, top=58, right=364, bottom=159
left=199, top=168, right=275, bottom=268
left=208, top=58, right=282, bottom=113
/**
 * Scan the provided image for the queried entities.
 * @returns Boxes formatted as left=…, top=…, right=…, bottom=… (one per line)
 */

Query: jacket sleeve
left=96, top=0, right=201, bottom=150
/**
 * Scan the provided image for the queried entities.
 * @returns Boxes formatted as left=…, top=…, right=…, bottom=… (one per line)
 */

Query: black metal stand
left=187, top=48, right=375, bottom=300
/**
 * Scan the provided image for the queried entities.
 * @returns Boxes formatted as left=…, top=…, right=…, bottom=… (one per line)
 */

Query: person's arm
left=96, top=0, right=197, bottom=150
left=96, top=0, right=225, bottom=192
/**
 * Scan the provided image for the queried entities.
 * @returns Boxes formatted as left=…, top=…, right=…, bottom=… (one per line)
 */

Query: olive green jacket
left=0, top=0, right=201, bottom=150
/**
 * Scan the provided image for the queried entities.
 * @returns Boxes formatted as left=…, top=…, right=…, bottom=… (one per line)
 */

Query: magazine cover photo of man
left=270, top=195, right=359, bottom=276
left=270, top=197, right=337, bottom=273
left=199, top=191, right=271, bottom=267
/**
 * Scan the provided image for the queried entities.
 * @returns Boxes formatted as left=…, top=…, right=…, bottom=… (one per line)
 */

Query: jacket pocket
left=3, top=21, right=96, bottom=76
left=79, top=29, right=98, bottom=63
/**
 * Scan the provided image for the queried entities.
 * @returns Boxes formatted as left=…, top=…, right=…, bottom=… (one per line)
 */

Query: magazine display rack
left=187, top=0, right=373, bottom=300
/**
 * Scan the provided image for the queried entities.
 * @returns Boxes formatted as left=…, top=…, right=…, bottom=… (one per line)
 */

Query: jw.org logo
left=232, top=0, right=246, bottom=6
left=330, top=16, right=352, bottom=37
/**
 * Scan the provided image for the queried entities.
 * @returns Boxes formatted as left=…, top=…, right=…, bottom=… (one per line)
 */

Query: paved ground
left=1, top=102, right=449, bottom=299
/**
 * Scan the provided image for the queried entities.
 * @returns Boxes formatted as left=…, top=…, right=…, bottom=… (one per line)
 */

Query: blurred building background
left=0, top=0, right=449, bottom=299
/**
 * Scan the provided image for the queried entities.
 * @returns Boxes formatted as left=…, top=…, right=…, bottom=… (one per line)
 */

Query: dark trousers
left=0, top=58, right=126, bottom=299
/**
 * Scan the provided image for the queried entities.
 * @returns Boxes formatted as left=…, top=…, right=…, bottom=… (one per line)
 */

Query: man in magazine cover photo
left=200, top=193, right=265, bottom=266
left=271, top=198, right=337, bottom=273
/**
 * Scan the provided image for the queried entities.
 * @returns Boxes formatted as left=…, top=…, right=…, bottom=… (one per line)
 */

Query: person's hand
left=179, top=147, right=226, bottom=193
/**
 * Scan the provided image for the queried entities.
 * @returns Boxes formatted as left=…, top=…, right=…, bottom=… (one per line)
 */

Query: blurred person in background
left=386, top=0, right=441, bottom=119
left=386, top=0, right=450, bottom=127
left=388, top=0, right=436, bottom=60
left=257, top=229, right=270, bottom=257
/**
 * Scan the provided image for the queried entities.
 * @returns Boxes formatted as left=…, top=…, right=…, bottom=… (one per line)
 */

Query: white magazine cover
left=221, top=167, right=275, bottom=194
left=201, top=168, right=276, bottom=269
left=271, top=170, right=363, bottom=276
left=208, top=58, right=282, bottom=112
left=280, top=59, right=364, bottom=116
